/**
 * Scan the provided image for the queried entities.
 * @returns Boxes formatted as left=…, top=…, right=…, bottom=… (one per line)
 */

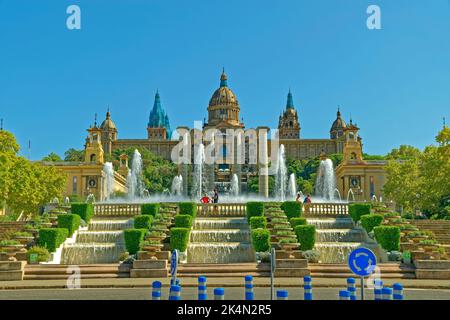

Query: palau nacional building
left=46, top=70, right=387, bottom=201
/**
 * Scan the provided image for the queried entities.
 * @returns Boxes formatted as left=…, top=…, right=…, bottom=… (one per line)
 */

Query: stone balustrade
left=303, top=203, right=348, bottom=216
left=94, top=203, right=141, bottom=217
left=197, top=203, right=247, bottom=217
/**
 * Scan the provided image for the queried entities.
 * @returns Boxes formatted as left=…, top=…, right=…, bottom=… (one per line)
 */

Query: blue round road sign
left=348, top=247, right=377, bottom=277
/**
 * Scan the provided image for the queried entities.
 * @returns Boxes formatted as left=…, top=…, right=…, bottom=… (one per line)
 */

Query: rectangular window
left=72, top=176, right=78, bottom=194
left=370, top=176, right=375, bottom=198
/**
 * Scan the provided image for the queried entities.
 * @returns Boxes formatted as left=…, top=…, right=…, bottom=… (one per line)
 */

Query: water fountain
left=229, top=174, right=239, bottom=197
left=103, top=162, right=115, bottom=200
left=191, top=144, right=205, bottom=199
left=288, top=173, right=297, bottom=199
left=347, top=189, right=355, bottom=202
left=275, top=144, right=288, bottom=201
left=171, top=175, right=183, bottom=196
left=315, top=158, right=336, bottom=200
left=126, top=149, right=145, bottom=199
left=334, top=188, right=342, bottom=201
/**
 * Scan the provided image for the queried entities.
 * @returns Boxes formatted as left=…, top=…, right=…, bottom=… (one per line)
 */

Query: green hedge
left=27, top=246, right=50, bottom=263
left=281, top=201, right=302, bottom=220
left=170, top=228, right=190, bottom=251
left=178, top=202, right=197, bottom=217
left=251, top=228, right=270, bottom=252
left=295, top=225, right=316, bottom=251
left=290, top=217, right=307, bottom=229
left=374, top=226, right=400, bottom=251
left=134, top=215, right=153, bottom=229
left=141, top=203, right=160, bottom=216
left=71, top=203, right=94, bottom=223
left=124, top=229, right=147, bottom=254
left=38, top=228, right=69, bottom=252
left=175, top=215, right=193, bottom=228
left=361, top=214, right=384, bottom=233
left=246, top=202, right=264, bottom=221
left=57, top=214, right=81, bottom=237
left=249, top=216, right=267, bottom=229
left=349, top=203, right=372, bottom=222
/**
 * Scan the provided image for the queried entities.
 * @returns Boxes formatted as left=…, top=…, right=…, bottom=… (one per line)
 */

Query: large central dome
left=207, top=70, right=242, bottom=128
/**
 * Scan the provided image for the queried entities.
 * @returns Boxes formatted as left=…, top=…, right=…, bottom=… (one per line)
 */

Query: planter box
left=142, top=245, right=163, bottom=252
left=0, top=245, right=24, bottom=253
left=274, top=268, right=310, bottom=277
left=0, top=261, right=25, bottom=281
left=414, top=260, right=450, bottom=270
left=415, top=269, right=450, bottom=280
left=411, top=250, right=431, bottom=261
left=276, top=259, right=308, bottom=269
left=137, top=250, right=170, bottom=260
left=133, top=259, right=167, bottom=269
left=130, top=269, right=168, bottom=278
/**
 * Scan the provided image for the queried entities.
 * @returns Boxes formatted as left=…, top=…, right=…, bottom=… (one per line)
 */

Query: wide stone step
left=178, top=263, right=269, bottom=273
left=310, top=272, right=416, bottom=279
left=23, top=273, right=129, bottom=280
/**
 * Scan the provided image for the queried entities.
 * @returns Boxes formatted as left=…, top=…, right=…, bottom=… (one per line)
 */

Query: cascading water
left=275, top=144, right=288, bottom=201
left=187, top=218, right=256, bottom=264
left=126, top=149, right=145, bottom=199
left=315, top=158, right=336, bottom=200
left=191, top=144, right=205, bottom=199
left=288, top=173, right=297, bottom=199
left=229, top=174, right=239, bottom=197
left=171, top=175, right=183, bottom=196
left=103, top=162, right=115, bottom=200
left=60, top=218, right=133, bottom=264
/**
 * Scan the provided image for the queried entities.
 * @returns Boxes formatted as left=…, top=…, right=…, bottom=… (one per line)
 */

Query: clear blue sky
left=0, top=0, right=449, bottom=160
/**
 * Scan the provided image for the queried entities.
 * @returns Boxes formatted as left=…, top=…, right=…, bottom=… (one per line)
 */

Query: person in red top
left=200, top=194, right=210, bottom=204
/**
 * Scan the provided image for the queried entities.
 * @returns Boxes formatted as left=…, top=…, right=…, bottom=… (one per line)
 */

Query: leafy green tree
left=64, top=148, right=85, bottom=162
left=42, top=152, right=62, bottom=162
left=386, top=145, right=421, bottom=160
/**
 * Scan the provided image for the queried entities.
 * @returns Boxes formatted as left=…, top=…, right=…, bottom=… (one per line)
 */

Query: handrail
left=303, top=203, right=349, bottom=216
left=197, top=203, right=247, bottom=217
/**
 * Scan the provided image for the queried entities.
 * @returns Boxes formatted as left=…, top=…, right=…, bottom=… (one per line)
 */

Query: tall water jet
left=126, top=149, right=145, bottom=199
left=191, top=144, right=205, bottom=199
left=171, top=175, right=183, bottom=196
left=275, top=144, right=288, bottom=201
left=315, top=158, right=336, bottom=201
left=288, top=173, right=297, bottom=199
left=103, top=162, right=115, bottom=200
left=229, top=174, right=239, bottom=197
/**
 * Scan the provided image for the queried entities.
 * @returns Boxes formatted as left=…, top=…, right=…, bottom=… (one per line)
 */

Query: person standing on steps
left=212, top=188, right=219, bottom=214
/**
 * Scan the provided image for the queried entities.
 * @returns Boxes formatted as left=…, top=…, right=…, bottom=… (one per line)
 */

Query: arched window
left=90, top=154, right=96, bottom=162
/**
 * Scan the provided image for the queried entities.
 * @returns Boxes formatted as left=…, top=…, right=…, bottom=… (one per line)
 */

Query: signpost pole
left=360, top=277, right=364, bottom=301
left=270, top=248, right=276, bottom=300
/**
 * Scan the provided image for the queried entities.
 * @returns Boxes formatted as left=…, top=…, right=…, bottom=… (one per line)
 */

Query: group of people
left=200, top=189, right=219, bottom=204
left=296, top=192, right=312, bottom=204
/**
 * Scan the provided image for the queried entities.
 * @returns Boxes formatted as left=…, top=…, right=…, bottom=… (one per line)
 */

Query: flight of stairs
left=309, top=263, right=416, bottom=279
left=412, top=220, right=450, bottom=256
left=24, top=264, right=131, bottom=280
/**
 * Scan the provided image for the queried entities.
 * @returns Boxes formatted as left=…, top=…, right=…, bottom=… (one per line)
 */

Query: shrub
left=141, top=203, right=160, bottom=216
left=174, top=215, right=193, bottom=228
left=349, top=203, right=372, bottom=222
left=281, top=201, right=302, bottom=220
left=71, top=203, right=94, bottom=223
left=0, top=239, right=20, bottom=246
left=57, top=214, right=81, bottom=236
left=360, top=214, right=384, bottom=233
left=124, top=229, right=147, bottom=254
left=373, top=226, right=400, bottom=251
left=251, top=228, right=270, bottom=252
left=38, top=228, right=69, bottom=252
left=290, top=217, right=307, bottom=228
left=295, top=225, right=316, bottom=251
left=134, top=215, right=153, bottom=229
left=27, top=246, right=50, bottom=263
left=69, top=194, right=83, bottom=203
left=246, top=202, right=264, bottom=221
left=170, top=228, right=190, bottom=251
left=178, top=202, right=197, bottom=217
left=249, top=216, right=267, bottom=229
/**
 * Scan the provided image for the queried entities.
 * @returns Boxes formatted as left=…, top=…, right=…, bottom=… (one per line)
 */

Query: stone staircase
left=24, top=264, right=131, bottom=280
left=309, top=263, right=416, bottom=279
left=412, top=220, right=450, bottom=256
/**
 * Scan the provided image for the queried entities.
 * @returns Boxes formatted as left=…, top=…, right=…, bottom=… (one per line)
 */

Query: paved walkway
left=1, top=277, right=450, bottom=290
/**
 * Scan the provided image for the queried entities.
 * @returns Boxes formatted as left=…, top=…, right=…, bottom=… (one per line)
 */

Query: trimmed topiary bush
left=170, top=228, right=190, bottom=251
left=360, top=214, right=384, bottom=233
left=251, top=228, right=270, bottom=252
left=27, top=246, right=50, bottom=263
left=38, top=228, right=69, bottom=252
left=178, top=202, right=197, bottom=217
left=281, top=201, right=302, bottom=220
left=249, top=216, right=267, bottom=229
left=246, top=202, right=264, bottom=221
left=71, top=203, right=94, bottom=223
left=349, top=203, right=372, bottom=222
left=290, top=217, right=307, bottom=228
left=134, top=215, right=153, bottom=229
left=295, top=225, right=316, bottom=251
left=374, top=226, right=400, bottom=251
left=141, top=203, right=160, bottom=216
left=57, top=214, right=81, bottom=237
left=175, top=214, right=193, bottom=228
left=124, top=229, right=147, bottom=254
